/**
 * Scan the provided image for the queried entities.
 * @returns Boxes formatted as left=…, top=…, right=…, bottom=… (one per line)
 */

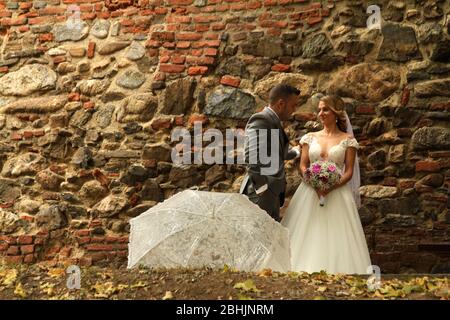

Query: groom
left=240, top=84, right=301, bottom=222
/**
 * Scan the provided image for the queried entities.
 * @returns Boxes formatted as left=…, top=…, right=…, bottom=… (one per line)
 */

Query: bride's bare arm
left=324, top=147, right=356, bottom=195
left=299, top=143, right=310, bottom=178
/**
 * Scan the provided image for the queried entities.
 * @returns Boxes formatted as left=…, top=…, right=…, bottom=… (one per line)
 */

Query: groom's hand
left=291, top=145, right=301, bottom=159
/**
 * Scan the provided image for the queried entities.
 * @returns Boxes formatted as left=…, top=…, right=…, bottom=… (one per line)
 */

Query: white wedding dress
left=281, top=133, right=372, bottom=274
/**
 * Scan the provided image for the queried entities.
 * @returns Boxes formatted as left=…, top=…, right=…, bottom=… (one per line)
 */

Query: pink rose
left=312, top=164, right=321, bottom=174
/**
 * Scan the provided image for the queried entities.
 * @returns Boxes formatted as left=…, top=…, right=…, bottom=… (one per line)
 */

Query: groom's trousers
left=241, top=177, right=285, bottom=222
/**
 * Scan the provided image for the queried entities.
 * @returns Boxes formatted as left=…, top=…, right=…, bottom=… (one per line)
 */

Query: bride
left=281, top=95, right=372, bottom=274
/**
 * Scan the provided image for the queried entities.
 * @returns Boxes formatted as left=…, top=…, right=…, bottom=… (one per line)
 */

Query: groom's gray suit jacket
left=239, top=107, right=298, bottom=221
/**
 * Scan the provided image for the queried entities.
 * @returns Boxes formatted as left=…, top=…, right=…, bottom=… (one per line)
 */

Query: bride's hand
left=316, top=189, right=330, bottom=198
left=315, top=189, right=325, bottom=198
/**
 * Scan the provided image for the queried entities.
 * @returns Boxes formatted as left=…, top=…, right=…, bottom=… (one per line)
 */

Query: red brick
left=1, top=17, right=27, bottom=26
left=401, top=87, right=410, bottom=107
left=28, top=16, right=54, bottom=25
left=177, top=41, right=191, bottom=49
left=0, top=236, right=16, bottom=245
left=18, top=25, right=29, bottom=33
left=155, top=8, right=168, bottom=15
left=18, top=235, right=33, bottom=245
left=23, top=131, right=34, bottom=139
left=20, top=215, right=34, bottom=222
left=90, top=236, right=106, bottom=244
left=168, top=0, right=193, bottom=5
left=177, top=32, right=203, bottom=41
left=20, top=245, right=35, bottom=255
left=171, top=55, right=186, bottom=64
left=75, top=230, right=91, bottom=237
left=188, top=66, right=208, bottom=75
left=81, top=12, right=96, bottom=20
left=193, top=15, right=221, bottom=23
left=68, top=92, right=80, bottom=101
left=247, top=1, right=263, bottom=9
left=186, top=56, right=215, bottom=65
left=77, top=3, right=94, bottom=12
left=151, top=31, right=175, bottom=41
left=271, top=63, right=291, bottom=72
left=264, top=0, right=278, bottom=7
left=415, top=160, right=441, bottom=173
left=97, top=11, right=110, bottom=19
left=7, top=246, right=19, bottom=255
left=204, top=48, right=218, bottom=57
left=86, top=244, right=115, bottom=251
left=0, top=202, right=14, bottom=209
left=167, top=15, right=192, bottom=23
left=120, top=18, right=134, bottom=27
left=105, top=236, right=121, bottom=243
left=162, top=41, right=176, bottom=49
left=159, top=64, right=186, bottom=73
left=11, top=132, right=23, bottom=141
left=429, top=151, right=450, bottom=158
left=87, top=41, right=95, bottom=59
left=39, top=33, right=54, bottom=42
left=92, top=168, right=109, bottom=188
left=189, top=114, right=209, bottom=126
left=0, top=11, right=12, bottom=18
left=89, top=221, right=102, bottom=229
left=151, top=117, right=173, bottom=130
left=146, top=39, right=161, bottom=48
left=174, top=115, right=184, bottom=126
left=307, top=16, right=322, bottom=26
left=230, top=3, right=246, bottom=10
left=83, top=101, right=95, bottom=109
left=159, top=56, right=170, bottom=63
left=220, top=75, right=241, bottom=88
left=33, top=130, right=45, bottom=137
left=39, top=6, right=66, bottom=15
left=77, top=237, right=91, bottom=245
left=196, top=24, right=210, bottom=32
left=429, top=100, right=450, bottom=111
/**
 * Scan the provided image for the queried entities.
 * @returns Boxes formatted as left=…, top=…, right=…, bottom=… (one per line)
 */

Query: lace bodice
left=300, top=133, right=359, bottom=169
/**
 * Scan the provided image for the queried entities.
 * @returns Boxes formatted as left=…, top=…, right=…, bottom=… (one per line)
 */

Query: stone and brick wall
left=0, top=0, right=449, bottom=273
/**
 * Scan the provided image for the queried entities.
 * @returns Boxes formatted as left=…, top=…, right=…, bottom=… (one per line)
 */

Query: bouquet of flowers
left=304, top=160, right=342, bottom=206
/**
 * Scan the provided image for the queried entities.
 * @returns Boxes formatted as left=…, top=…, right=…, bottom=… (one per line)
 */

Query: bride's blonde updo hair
left=319, top=95, right=348, bottom=132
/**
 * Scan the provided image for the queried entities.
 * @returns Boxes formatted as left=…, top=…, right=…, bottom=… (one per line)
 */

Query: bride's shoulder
left=343, top=134, right=359, bottom=149
left=299, top=132, right=314, bottom=145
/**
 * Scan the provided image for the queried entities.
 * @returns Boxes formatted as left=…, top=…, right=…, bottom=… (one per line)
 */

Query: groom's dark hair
left=269, top=84, right=300, bottom=104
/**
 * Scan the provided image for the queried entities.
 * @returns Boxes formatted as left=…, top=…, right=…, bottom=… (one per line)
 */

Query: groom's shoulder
left=247, top=110, right=271, bottom=125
